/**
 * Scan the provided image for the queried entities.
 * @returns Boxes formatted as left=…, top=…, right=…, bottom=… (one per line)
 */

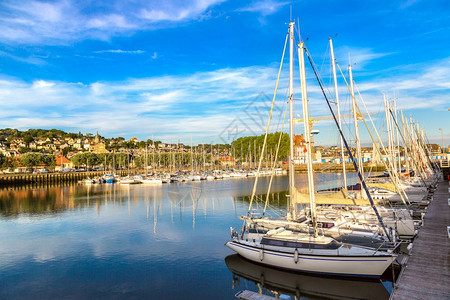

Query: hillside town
left=0, top=128, right=446, bottom=174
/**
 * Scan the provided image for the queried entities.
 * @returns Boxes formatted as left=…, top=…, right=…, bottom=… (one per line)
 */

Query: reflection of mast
left=203, top=195, right=207, bottom=218
left=179, top=199, right=182, bottom=223
left=104, top=185, right=108, bottom=207
left=113, top=183, right=116, bottom=205
left=170, top=197, right=174, bottom=224
left=153, top=195, right=157, bottom=234
left=192, top=195, right=195, bottom=229
left=232, top=196, right=237, bottom=216
left=145, top=188, right=150, bottom=220
left=127, top=186, right=130, bottom=215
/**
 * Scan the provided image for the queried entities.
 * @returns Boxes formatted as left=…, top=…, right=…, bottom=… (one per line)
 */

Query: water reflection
left=225, top=254, right=390, bottom=300
left=0, top=175, right=393, bottom=299
left=0, top=177, right=289, bottom=223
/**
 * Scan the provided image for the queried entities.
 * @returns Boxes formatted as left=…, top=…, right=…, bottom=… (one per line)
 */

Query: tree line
left=231, top=132, right=290, bottom=162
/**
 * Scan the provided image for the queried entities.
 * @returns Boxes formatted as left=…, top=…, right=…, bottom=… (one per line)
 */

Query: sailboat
left=141, top=146, right=162, bottom=185
left=225, top=21, right=397, bottom=277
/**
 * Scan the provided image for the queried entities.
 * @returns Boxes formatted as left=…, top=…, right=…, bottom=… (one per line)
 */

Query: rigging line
left=263, top=101, right=289, bottom=216
left=413, top=120, right=433, bottom=176
left=352, top=83, right=410, bottom=207
left=336, top=62, right=410, bottom=206
left=303, top=46, right=392, bottom=242
left=422, top=131, right=440, bottom=171
left=247, top=31, right=289, bottom=215
left=404, top=116, right=433, bottom=184
left=273, top=92, right=288, bottom=134
left=320, top=42, right=335, bottom=101
left=415, top=123, right=438, bottom=173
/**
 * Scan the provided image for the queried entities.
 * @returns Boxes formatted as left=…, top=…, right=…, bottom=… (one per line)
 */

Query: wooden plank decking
left=391, top=179, right=450, bottom=299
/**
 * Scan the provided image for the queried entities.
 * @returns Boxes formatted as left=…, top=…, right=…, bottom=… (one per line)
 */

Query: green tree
left=0, top=153, right=7, bottom=170
left=42, top=154, right=56, bottom=167
left=71, top=152, right=100, bottom=167
left=19, top=153, right=43, bottom=169
left=18, top=147, right=30, bottom=154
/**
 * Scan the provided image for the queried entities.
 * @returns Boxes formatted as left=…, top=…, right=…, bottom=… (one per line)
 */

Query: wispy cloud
left=237, top=0, right=289, bottom=16
left=333, top=47, right=395, bottom=70
left=398, top=0, right=420, bottom=9
left=140, top=0, right=224, bottom=22
left=0, top=0, right=224, bottom=45
left=94, top=49, right=146, bottom=54
left=0, top=50, right=47, bottom=65
left=0, top=65, right=279, bottom=143
left=0, top=56, right=448, bottom=144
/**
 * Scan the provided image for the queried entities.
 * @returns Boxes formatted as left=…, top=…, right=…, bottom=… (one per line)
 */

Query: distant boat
left=83, top=178, right=94, bottom=185
left=120, top=176, right=140, bottom=184
left=141, top=177, right=163, bottom=185
left=104, top=174, right=117, bottom=184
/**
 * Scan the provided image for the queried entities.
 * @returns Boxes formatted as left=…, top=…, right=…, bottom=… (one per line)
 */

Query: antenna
left=296, top=18, right=301, bottom=41
left=290, top=5, right=292, bottom=21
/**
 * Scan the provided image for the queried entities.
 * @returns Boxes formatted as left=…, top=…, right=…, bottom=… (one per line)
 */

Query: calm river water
left=0, top=174, right=394, bottom=299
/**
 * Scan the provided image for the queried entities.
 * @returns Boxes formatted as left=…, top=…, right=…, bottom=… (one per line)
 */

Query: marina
left=0, top=1, right=448, bottom=299
left=1, top=170, right=447, bottom=299
left=0, top=175, right=398, bottom=299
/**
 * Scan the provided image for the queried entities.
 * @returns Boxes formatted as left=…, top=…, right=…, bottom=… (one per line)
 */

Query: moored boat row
left=225, top=20, right=441, bottom=279
left=79, top=168, right=287, bottom=185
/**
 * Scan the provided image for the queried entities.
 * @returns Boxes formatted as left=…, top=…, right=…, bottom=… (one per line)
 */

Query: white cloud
left=139, top=0, right=223, bottom=22
left=32, top=80, right=55, bottom=88
left=0, top=0, right=225, bottom=45
left=0, top=57, right=448, bottom=144
left=94, top=49, right=146, bottom=54
left=333, top=47, right=394, bottom=71
left=237, top=0, right=289, bottom=16
left=0, top=65, right=280, bottom=143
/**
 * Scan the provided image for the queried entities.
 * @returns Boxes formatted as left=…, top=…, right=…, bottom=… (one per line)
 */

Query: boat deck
left=391, top=179, right=450, bottom=299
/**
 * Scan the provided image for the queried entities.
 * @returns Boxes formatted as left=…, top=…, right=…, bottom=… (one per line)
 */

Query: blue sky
left=0, top=0, right=449, bottom=146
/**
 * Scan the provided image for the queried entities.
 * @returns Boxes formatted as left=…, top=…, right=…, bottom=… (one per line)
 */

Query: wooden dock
left=391, top=179, right=450, bottom=299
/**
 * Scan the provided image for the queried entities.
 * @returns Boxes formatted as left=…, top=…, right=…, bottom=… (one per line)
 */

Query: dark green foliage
left=231, top=132, right=289, bottom=161
left=71, top=152, right=101, bottom=167
left=19, top=153, right=55, bottom=168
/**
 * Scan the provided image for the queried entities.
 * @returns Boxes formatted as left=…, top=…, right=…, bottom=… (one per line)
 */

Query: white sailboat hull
left=141, top=179, right=163, bottom=185
left=226, top=241, right=395, bottom=277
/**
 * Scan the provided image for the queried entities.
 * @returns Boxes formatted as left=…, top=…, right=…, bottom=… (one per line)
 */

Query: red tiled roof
left=55, top=155, right=72, bottom=164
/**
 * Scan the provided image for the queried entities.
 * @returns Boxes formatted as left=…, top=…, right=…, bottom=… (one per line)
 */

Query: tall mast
left=145, top=146, right=148, bottom=178
left=394, top=100, right=401, bottom=172
left=211, top=144, right=213, bottom=171
left=389, top=103, right=396, bottom=173
left=401, top=112, right=410, bottom=174
left=329, top=38, right=347, bottom=188
left=384, top=95, right=394, bottom=173
left=288, top=21, right=295, bottom=219
left=349, top=65, right=364, bottom=181
left=298, top=40, right=317, bottom=237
